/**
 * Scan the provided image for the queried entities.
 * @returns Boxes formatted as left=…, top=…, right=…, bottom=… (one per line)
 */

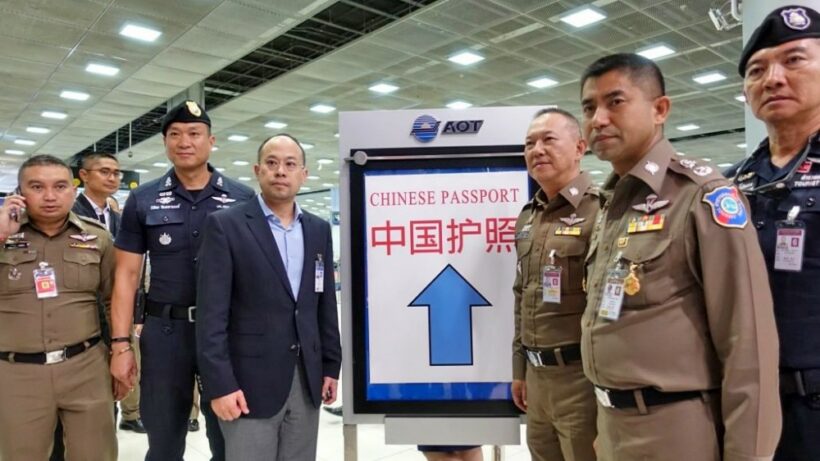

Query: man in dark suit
left=197, top=134, right=341, bottom=461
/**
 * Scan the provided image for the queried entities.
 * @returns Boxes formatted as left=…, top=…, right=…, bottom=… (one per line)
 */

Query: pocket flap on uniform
left=63, top=249, right=101, bottom=265
left=145, top=212, right=184, bottom=226
left=621, top=237, right=671, bottom=263
left=0, top=250, right=37, bottom=265
left=551, top=238, right=587, bottom=258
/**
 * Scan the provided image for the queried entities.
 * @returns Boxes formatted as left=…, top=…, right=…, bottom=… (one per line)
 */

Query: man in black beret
left=730, top=5, right=820, bottom=460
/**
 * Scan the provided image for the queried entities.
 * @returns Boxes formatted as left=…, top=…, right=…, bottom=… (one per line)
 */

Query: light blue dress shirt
left=257, top=194, right=304, bottom=300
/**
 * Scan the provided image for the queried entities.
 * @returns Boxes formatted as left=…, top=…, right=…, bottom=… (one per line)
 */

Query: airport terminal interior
left=0, top=0, right=776, bottom=459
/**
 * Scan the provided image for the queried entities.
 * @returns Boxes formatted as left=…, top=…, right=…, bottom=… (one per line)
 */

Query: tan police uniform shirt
left=513, top=172, right=599, bottom=380
left=0, top=212, right=114, bottom=353
left=582, top=139, right=781, bottom=461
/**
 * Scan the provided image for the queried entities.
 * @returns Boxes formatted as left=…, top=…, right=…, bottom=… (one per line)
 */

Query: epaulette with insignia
left=667, top=156, right=724, bottom=185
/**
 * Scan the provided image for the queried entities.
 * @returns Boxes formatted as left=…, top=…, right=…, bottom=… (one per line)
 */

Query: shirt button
left=290, top=344, right=298, bottom=351
left=192, top=230, right=200, bottom=237
left=294, top=309, right=299, bottom=316
left=806, top=197, right=816, bottom=207
left=193, top=257, right=198, bottom=263
left=192, top=205, right=198, bottom=211
left=755, top=220, right=765, bottom=230
left=163, top=216, right=169, bottom=223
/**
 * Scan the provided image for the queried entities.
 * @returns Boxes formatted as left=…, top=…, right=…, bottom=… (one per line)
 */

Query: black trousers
left=774, top=393, right=820, bottom=461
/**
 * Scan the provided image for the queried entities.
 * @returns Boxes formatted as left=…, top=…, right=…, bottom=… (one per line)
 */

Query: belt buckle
left=45, top=348, right=67, bottom=365
left=187, top=306, right=197, bottom=323
left=526, top=350, right=544, bottom=367
left=595, top=386, right=615, bottom=408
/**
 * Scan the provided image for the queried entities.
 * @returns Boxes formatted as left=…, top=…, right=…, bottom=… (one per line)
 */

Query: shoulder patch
left=702, top=186, right=748, bottom=229
left=668, top=157, right=724, bottom=185
left=77, top=215, right=107, bottom=230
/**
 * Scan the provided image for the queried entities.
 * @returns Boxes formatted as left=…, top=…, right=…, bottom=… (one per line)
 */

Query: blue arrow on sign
left=408, top=264, right=492, bottom=366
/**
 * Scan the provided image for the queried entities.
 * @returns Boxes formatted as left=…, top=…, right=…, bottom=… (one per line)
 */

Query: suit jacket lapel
left=244, top=200, right=296, bottom=301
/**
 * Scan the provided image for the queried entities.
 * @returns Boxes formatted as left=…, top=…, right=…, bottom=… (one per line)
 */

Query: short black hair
left=18, top=154, right=73, bottom=184
left=80, top=152, right=118, bottom=170
left=256, top=133, right=306, bottom=164
left=532, top=107, right=582, bottom=138
left=580, top=53, right=665, bottom=97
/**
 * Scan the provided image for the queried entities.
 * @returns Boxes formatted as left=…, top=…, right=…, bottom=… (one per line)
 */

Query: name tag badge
left=774, top=225, right=805, bottom=272
left=599, top=269, right=626, bottom=321
left=314, top=255, right=324, bottom=293
left=542, top=265, right=562, bottom=303
left=34, top=263, right=58, bottom=299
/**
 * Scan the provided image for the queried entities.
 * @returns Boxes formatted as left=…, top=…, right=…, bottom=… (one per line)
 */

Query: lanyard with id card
left=314, top=254, right=324, bottom=293
left=542, top=249, right=561, bottom=303
left=34, top=262, right=58, bottom=299
left=599, top=252, right=626, bottom=321
left=774, top=206, right=806, bottom=272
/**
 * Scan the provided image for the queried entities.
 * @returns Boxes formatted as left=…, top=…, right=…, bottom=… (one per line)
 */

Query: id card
left=599, top=270, right=625, bottom=321
left=774, top=226, right=805, bottom=272
left=314, top=255, right=324, bottom=293
left=34, top=265, right=58, bottom=299
left=542, top=265, right=562, bottom=303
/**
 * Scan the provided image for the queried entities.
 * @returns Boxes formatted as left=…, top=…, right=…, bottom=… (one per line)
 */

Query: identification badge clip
left=599, top=252, right=625, bottom=321
left=542, top=249, right=561, bottom=303
left=33, top=262, right=58, bottom=299
left=314, top=253, right=324, bottom=293
left=774, top=206, right=806, bottom=272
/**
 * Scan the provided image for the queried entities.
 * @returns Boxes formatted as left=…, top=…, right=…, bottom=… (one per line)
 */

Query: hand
left=511, top=379, right=527, bottom=412
left=0, top=194, right=25, bottom=240
left=112, top=378, right=130, bottom=401
left=110, top=347, right=137, bottom=389
left=321, top=377, right=338, bottom=405
left=593, top=436, right=599, bottom=455
left=211, top=390, right=249, bottom=421
left=134, top=324, right=143, bottom=337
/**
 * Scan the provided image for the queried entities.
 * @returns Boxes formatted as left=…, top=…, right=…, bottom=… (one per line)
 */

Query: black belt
left=0, top=336, right=101, bottom=365
left=594, top=385, right=707, bottom=409
left=525, top=343, right=582, bottom=367
left=780, top=369, right=820, bottom=396
left=145, top=301, right=196, bottom=322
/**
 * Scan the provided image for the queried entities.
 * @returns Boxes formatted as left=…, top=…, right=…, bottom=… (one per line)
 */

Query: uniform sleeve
left=98, top=232, right=116, bottom=328
left=319, top=221, right=342, bottom=379
left=512, top=212, right=527, bottom=381
left=688, top=182, right=781, bottom=461
left=114, top=191, right=146, bottom=254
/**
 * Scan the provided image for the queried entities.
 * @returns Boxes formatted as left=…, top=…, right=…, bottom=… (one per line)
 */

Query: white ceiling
left=0, top=0, right=753, bottom=219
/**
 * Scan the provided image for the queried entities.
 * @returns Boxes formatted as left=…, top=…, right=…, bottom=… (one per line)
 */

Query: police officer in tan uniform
left=0, top=155, right=118, bottom=461
left=578, top=54, right=781, bottom=461
left=512, top=108, right=598, bottom=461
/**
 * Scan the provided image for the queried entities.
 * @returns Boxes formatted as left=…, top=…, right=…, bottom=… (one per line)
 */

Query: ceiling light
left=447, top=100, right=473, bottom=110
left=676, top=152, right=685, bottom=156
left=232, top=160, right=249, bottom=166
left=306, top=199, right=315, bottom=203
left=152, top=162, right=168, bottom=168
left=334, top=132, right=339, bottom=138
left=26, top=126, right=50, bottom=134
left=737, top=143, right=747, bottom=149
left=14, top=139, right=35, bottom=146
left=735, top=94, right=746, bottom=102
left=300, top=143, right=314, bottom=150
left=322, top=183, right=334, bottom=187
left=238, top=176, right=252, bottom=181
left=448, top=51, right=484, bottom=66
left=310, top=104, right=335, bottom=114
left=702, top=157, right=712, bottom=161
left=323, top=196, right=332, bottom=200
left=369, top=83, right=399, bottom=94
left=133, top=168, right=150, bottom=174
left=265, top=121, right=288, bottom=129
left=589, top=170, right=604, bottom=175
left=120, top=23, right=162, bottom=42
left=693, top=71, right=727, bottom=84
left=215, top=167, right=226, bottom=172
left=559, top=7, right=607, bottom=28
left=41, top=111, right=67, bottom=120
left=60, top=90, right=90, bottom=101
left=85, top=63, right=120, bottom=76
left=211, top=146, right=219, bottom=151
left=228, top=135, right=248, bottom=142
left=677, top=124, right=700, bottom=131
left=4, top=149, right=25, bottom=156
left=307, top=175, right=320, bottom=180
left=527, top=77, right=559, bottom=89
left=301, top=186, right=312, bottom=191
left=718, top=163, right=733, bottom=168
left=637, top=44, right=675, bottom=60
left=317, top=159, right=333, bottom=165
left=333, top=170, right=339, bottom=175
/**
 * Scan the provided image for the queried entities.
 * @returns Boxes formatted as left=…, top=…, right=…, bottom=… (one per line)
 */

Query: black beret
left=161, top=100, right=211, bottom=135
left=739, top=5, right=820, bottom=76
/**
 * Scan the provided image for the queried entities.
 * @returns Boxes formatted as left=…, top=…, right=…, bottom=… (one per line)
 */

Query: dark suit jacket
left=72, top=193, right=121, bottom=237
left=196, top=198, right=341, bottom=418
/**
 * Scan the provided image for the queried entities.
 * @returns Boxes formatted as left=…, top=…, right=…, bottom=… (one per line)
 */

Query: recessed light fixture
left=323, top=196, right=332, bottom=200
left=265, top=121, right=288, bottom=129
left=301, top=186, right=312, bottom=191
left=41, top=111, right=67, bottom=120
left=369, top=83, right=399, bottom=94
left=300, top=143, right=314, bottom=150
left=307, top=175, right=320, bottom=180
left=676, top=152, right=686, bottom=156
left=322, top=183, right=334, bottom=187
left=228, top=135, right=248, bottom=142
left=4, top=149, right=25, bottom=156
left=559, top=7, right=607, bottom=28
left=637, top=44, right=675, bottom=60
left=86, top=63, right=120, bottom=76
left=527, top=77, right=559, bottom=89
left=737, top=143, right=747, bottom=149
left=215, top=167, right=226, bottom=172
left=735, top=94, right=746, bottom=102
left=310, top=104, right=335, bottom=114
left=14, top=139, right=35, bottom=146
left=26, top=126, right=50, bottom=134
left=333, top=170, right=340, bottom=175
left=152, top=162, right=168, bottom=168
left=446, top=100, right=473, bottom=110
left=589, top=170, right=604, bottom=175
left=232, top=160, right=249, bottom=166
left=211, top=146, right=219, bottom=151
left=60, top=90, right=90, bottom=101
left=334, top=132, right=339, bottom=138
left=693, top=71, right=727, bottom=85
left=120, top=23, right=162, bottom=42
left=448, top=51, right=484, bottom=66
left=133, top=168, right=150, bottom=174
left=677, top=124, right=700, bottom=131
left=702, top=157, right=712, bottom=162
left=238, top=176, right=251, bottom=181
left=718, top=163, right=733, bottom=168
left=317, top=159, right=333, bottom=165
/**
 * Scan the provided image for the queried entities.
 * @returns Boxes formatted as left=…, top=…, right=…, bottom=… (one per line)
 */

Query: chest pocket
left=515, top=237, right=533, bottom=282
left=619, top=236, right=673, bottom=308
left=63, top=249, right=101, bottom=290
left=0, top=250, right=38, bottom=293
left=549, top=237, right=587, bottom=295
left=145, top=212, right=185, bottom=253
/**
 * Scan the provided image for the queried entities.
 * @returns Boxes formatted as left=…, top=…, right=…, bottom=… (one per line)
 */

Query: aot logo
left=442, top=120, right=483, bottom=135
left=410, top=115, right=441, bottom=142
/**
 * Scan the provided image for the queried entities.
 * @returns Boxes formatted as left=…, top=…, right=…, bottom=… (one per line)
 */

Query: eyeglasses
left=86, top=168, right=123, bottom=179
left=264, top=159, right=303, bottom=172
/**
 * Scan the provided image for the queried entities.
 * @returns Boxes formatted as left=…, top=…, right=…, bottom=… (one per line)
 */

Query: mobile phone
left=9, top=186, right=20, bottom=222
